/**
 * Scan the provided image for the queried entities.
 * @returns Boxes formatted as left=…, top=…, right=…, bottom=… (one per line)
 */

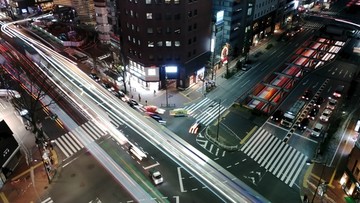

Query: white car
left=320, top=109, right=332, bottom=122
left=150, top=170, right=163, bottom=185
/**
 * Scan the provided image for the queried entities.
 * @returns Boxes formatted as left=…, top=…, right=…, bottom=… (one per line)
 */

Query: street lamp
left=306, top=160, right=328, bottom=203
left=216, top=99, right=221, bottom=141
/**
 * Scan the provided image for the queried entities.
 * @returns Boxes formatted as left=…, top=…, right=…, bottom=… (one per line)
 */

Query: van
left=311, top=123, right=323, bottom=137
left=333, top=85, right=344, bottom=98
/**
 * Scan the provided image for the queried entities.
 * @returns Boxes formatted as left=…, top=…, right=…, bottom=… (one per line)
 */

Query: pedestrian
left=138, top=94, right=141, bottom=102
left=145, top=100, right=148, bottom=106
left=131, top=95, right=133, bottom=99
left=153, top=90, right=156, bottom=96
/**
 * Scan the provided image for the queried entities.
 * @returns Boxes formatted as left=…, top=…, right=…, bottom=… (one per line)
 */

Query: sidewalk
left=0, top=99, right=59, bottom=203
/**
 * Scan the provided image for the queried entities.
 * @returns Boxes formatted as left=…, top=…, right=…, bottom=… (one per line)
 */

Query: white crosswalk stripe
left=54, top=121, right=107, bottom=159
left=41, top=197, right=54, bottom=203
left=196, top=133, right=226, bottom=157
left=240, top=128, right=307, bottom=187
left=184, top=98, right=227, bottom=126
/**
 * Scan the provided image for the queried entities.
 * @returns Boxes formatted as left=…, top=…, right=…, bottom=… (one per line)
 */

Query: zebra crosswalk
left=41, top=197, right=54, bottom=203
left=183, top=98, right=227, bottom=126
left=240, top=128, right=307, bottom=187
left=54, top=120, right=107, bottom=159
left=196, top=133, right=226, bottom=157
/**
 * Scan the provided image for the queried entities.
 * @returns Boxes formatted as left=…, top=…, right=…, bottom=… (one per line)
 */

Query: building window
left=148, top=41, right=154, bottom=47
left=165, top=0, right=171, bottom=3
left=166, top=27, right=171, bottom=33
left=128, top=36, right=131, bottom=41
left=147, top=27, right=153, bottom=33
left=194, top=9, right=197, bottom=16
left=155, top=13, right=162, bottom=20
left=157, top=55, right=163, bottom=61
left=193, top=23, right=197, bottom=29
left=174, top=13, right=180, bottom=20
left=188, top=25, right=192, bottom=31
left=193, top=36, right=197, bottom=42
left=157, top=27, right=162, bottom=34
left=174, top=0, right=179, bottom=3
left=138, top=40, right=141, bottom=45
left=174, top=28, right=181, bottom=34
left=157, top=41, right=163, bottom=46
left=166, top=41, right=171, bottom=47
left=174, top=41, right=180, bottom=47
left=146, top=13, right=153, bottom=19
left=188, top=39, right=191, bottom=44
left=146, top=0, right=151, bottom=4
left=188, top=11, right=192, bottom=17
left=165, top=13, right=171, bottom=20
left=149, top=55, right=154, bottom=60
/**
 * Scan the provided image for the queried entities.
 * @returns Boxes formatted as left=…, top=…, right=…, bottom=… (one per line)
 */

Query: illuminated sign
left=165, top=66, right=178, bottom=73
left=216, top=10, right=224, bottom=23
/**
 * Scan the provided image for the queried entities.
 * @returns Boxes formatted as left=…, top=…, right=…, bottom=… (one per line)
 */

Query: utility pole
left=216, top=99, right=221, bottom=141
left=165, top=74, right=169, bottom=107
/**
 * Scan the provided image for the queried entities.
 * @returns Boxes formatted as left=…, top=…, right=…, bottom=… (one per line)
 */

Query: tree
left=0, top=51, right=62, bottom=138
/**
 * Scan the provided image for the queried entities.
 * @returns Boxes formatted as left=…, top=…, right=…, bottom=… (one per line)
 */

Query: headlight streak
left=5, top=19, right=269, bottom=203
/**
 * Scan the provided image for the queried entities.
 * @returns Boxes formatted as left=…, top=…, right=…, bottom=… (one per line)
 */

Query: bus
left=280, top=100, right=306, bottom=128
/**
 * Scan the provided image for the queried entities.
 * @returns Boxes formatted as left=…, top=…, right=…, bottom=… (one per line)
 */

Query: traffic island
left=205, top=123, right=240, bottom=151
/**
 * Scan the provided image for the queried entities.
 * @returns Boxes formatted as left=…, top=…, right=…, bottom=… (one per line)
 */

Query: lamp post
left=216, top=99, right=221, bottom=141
left=307, top=161, right=327, bottom=203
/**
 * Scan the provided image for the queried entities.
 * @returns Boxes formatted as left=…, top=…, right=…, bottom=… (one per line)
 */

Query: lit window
left=146, top=13, right=153, bottom=19
left=165, top=0, right=171, bottom=3
left=146, top=0, right=151, bottom=4
left=148, top=41, right=154, bottom=47
left=174, top=28, right=181, bottom=34
left=128, top=36, right=131, bottom=41
left=174, top=0, right=179, bottom=3
left=166, top=41, right=171, bottom=47
left=157, top=41, right=163, bottom=46
left=147, top=28, right=153, bottom=33
left=174, top=41, right=180, bottom=47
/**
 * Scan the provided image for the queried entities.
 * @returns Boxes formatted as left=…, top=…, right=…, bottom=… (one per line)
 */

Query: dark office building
left=118, top=0, right=212, bottom=89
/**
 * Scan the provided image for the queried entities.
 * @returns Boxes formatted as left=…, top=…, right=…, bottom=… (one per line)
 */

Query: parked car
left=128, top=99, right=142, bottom=109
left=301, top=89, right=312, bottom=101
left=326, top=98, right=337, bottom=110
left=320, top=109, right=332, bottom=122
left=89, top=73, right=100, bottom=82
left=150, top=114, right=166, bottom=125
left=307, top=107, right=319, bottom=120
left=298, top=118, right=310, bottom=131
left=101, top=83, right=115, bottom=92
left=271, top=110, right=284, bottom=122
left=149, top=170, right=163, bottom=185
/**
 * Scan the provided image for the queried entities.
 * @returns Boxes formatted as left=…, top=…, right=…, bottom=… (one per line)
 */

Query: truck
left=280, top=100, right=306, bottom=128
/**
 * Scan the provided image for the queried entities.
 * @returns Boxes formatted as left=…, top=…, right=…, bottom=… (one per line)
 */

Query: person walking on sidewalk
left=138, top=94, right=141, bottom=102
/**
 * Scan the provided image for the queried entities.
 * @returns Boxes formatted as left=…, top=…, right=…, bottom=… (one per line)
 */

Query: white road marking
left=177, top=167, right=187, bottom=192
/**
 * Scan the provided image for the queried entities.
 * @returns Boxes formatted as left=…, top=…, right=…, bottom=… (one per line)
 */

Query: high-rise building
left=117, top=0, right=212, bottom=89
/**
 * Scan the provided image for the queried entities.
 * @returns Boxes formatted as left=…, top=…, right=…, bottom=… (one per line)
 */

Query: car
left=149, top=170, right=163, bottom=185
left=307, top=107, right=319, bottom=120
left=333, top=85, right=344, bottom=98
left=101, top=83, right=115, bottom=92
left=270, top=110, right=283, bottom=122
left=314, top=97, right=324, bottom=108
left=127, top=99, right=141, bottom=109
left=189, top=121, right=201, bottom=134
left=311, top=123, right=323, bottom=137
left=150, top=114, right=166, bottom=125
left=320, top=109, right=332, bottom=122
left=301, top=89, right=312, bottom=101
left=326, top=98, right=337, bottom=110
left=89, top=73, right=100, bottom=82
left=298, top=118, right=310, bottom=131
